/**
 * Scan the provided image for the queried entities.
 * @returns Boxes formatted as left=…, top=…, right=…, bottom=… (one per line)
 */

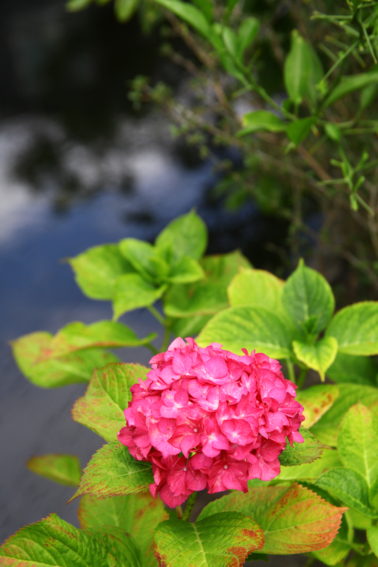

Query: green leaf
left=114, top=0, right=138, bottom=21
left=316, top=468, right=376, bottom=517
left=113, top=273, right=166, bottom=318
left=238, top=110, right=286, bottom=136
left=119, top=239, right=160, bottom=282
left=284, top=31, right=323, bottom=105
left=293, top=336, right=338, bottom=380
left=79, top=492, right=168, bottom=567
left=324, top=71, right=378, bottom=107
left=191, top=0, right=213, bottom=21
left=12, top=331, right=118, bottom=388
left=167, top=257, right=204, bottom=283
left=154, top=513, right=264, bottom=567
left=367, top=525, right=378, bottom=558
left=286, top=116, right=316, bottom=145
left=164, top=252, right=250, bottom=317
left=311, top=383, right=378, bottom=445
left=27, top=454, right=81, bottom=486
left=326, top=302, right=378, bottom=355
left=236, top=17, right=260, bottom=58
left=66, top=0, right=92, bottom=11
left=199, top=483, right=346, bottom=554
left=170, top=314, right=212, bottom=338
left=72, top=363, right=148, bottom=442
left=327, top=351, right=378, bottom=385
left=282, top=260, right=335, bottom=334
left=279, top=429, right=328, bottom=466
left=197, top=306, right=294, bottom=359
left=154, top=0, right=210, bottom=36
left=68, top=244, right=132, bottom=300
left=296, top=384, right=339, bottom=428
left=0, top=514, right=142, bottom=566
left=75, top=442, right=153, bottom=499
left=338, top=404, right=378, bottom=492
left=278, top=449, right=340, bottom=482
left=51, top=320, right=156, bottom=354
left=156, top=210, right=207, bottom=262
left=228, top=268, right=284, bottom=312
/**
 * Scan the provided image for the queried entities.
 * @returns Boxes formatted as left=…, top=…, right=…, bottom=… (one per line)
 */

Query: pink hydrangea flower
left=118, top=338, right=304, bottom=508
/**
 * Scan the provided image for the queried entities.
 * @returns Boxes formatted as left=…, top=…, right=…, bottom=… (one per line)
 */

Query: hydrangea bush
left=3, top=211, right=378, bottom=567
left=119, top=338, right=304, bottom=507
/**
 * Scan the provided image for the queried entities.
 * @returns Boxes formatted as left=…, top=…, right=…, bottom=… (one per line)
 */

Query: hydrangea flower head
left=118, top=338, right=304, bottom=507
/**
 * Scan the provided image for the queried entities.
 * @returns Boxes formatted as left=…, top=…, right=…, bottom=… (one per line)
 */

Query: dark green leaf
left=279, top=429, right=328, bottom=466
left=286, top=117, right=316, bottom=145
left=327, top=352, right=378, bottom=385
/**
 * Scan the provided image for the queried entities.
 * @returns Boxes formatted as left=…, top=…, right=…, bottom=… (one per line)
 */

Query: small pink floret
left=118, top=338, right=304, bottom=507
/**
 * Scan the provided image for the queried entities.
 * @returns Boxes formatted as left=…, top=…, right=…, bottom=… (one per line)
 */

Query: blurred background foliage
left=67, top=0, right=378, bottom=302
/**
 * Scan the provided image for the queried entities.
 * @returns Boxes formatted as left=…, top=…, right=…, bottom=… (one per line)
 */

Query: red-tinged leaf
left=79, top=492, right=168, bottom=567
left=0, top=514, right=142, bottom=566
left=74, top=442, right=153, bottom=499
left=72, top=363, right=148, bottom=441
left=154, top=512, right=264, bottom=567
left=198, top=483, right=346, bottom=554
left=12, top=331, right=118, bottom=388
left=297, top=385, right=339, bottom=428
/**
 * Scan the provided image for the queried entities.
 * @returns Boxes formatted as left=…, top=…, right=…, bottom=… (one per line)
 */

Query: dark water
left=0, top=0, right=292, bottom=549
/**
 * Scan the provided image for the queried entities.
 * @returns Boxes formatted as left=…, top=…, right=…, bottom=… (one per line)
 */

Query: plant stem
left=161, top=324, right=172, bottom=352
left=286, top=360, right=296, bottom=383
left=175, top=505, right=183, bottom=520
left=296, top=368, right=307, bottom=389
left=182, top=493, right=198, bottom=522
left=147, top=305, right=166, bottom=326
left=145, top=343, right=159, bottom=355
